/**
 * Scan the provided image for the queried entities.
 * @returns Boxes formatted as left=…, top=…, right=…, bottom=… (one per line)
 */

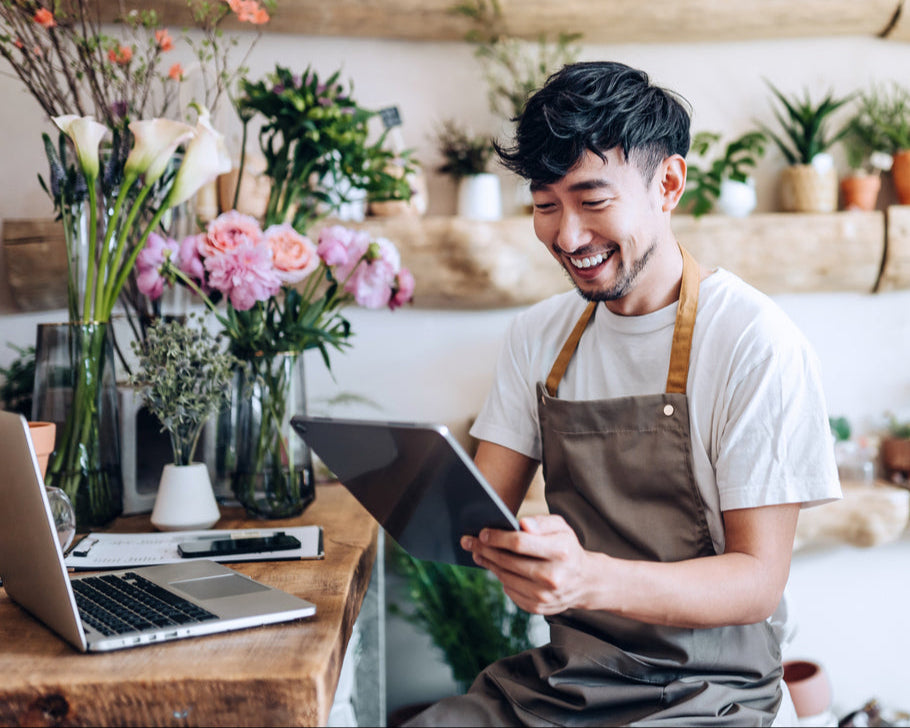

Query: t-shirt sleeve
left=715, top=340, right=841, bottom=511
left=469, top=314, right=543, bottom=461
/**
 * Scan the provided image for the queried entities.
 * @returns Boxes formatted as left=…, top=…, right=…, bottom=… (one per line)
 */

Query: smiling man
left=406, top=61, right=841, bottom=727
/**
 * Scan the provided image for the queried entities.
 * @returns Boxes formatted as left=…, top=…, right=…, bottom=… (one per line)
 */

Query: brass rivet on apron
left=663, top=404, right=674, bottom=416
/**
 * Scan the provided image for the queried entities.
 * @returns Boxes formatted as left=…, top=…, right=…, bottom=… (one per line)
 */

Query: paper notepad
left=64, top=526, right=323, bottom=571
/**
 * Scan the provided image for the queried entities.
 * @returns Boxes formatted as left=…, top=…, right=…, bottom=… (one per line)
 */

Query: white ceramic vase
left=151, top=463, right=221, bottom=531
left=716, top=178, right=757, bottom=217
left=457, top=173, right=502, bottom=221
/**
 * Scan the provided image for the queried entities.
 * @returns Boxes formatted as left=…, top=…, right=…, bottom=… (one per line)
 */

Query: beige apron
left=408, top=247, right=783, bottom=727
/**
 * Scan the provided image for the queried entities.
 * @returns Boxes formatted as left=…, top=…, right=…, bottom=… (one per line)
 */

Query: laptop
left=0, top=410, right=316, bottom=652
left=291, top=415, right=519, bottom=567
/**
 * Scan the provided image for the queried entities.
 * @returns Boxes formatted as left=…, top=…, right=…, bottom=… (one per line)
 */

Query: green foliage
left=390, top=545, right=534, bottom=692
left=829, top=416, right=851, bottom=442
left=843, top=82, right=910, bottom=163
left=887, top=414, right=910, bottom=440
left=680, top=130, right=767, bottom=217
left=761, top=81, right=852, bottom=165
left=434, top=119, right=494, bottom=178
left=236, top=65, right=415, bottom=232
left=0, top=344, right=36, bottom=418
left=452, top=0, right=582, bottom=120
left=129, top=315, right=238, bottom=466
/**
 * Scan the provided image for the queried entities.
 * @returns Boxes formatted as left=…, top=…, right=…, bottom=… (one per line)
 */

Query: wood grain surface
left=0, top=483, right=378, bottom=727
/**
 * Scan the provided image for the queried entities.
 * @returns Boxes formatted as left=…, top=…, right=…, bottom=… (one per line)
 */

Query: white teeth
left=570, top=252, right=607, bottom=269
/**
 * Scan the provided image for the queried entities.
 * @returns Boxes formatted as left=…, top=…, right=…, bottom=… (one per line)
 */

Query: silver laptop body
left=0, top=410, right=315, bottom=652
left=291, top=415, right=519, bottom=567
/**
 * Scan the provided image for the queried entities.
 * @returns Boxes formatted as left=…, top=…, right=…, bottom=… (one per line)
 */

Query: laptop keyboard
left=72, top=572, right=218, bottom=636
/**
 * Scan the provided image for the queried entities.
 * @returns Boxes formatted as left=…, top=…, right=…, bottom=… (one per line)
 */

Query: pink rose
left=135, top=232, right=179, bottom=299
left=389, top=266, right=415, bottom=309
left=200, top=210, right=263, bottom=258
left=204, top=243, right=282, bottom=311
left=344, top=257, right=396, bottom=309
left=262, top=224, right=319, bottom=285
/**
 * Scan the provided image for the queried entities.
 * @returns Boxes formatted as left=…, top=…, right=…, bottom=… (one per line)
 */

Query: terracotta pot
left=27, top=421, right=56, bottom=479
left=891, top=149, right=910, bottom=205
left=881, top=436, right=910, bottom=476
left=783, top=660, right=832, bottom=719
left=840, top=174, right=881, bottom=211
left=779, top=164, right=838, bottom=212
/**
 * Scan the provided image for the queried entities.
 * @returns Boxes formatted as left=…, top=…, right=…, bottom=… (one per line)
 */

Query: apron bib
left=409, top=246, right=783, bottom=727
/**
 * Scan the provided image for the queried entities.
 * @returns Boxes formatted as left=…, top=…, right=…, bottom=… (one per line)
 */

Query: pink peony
left=204, top=243, right=282, bottom=311
left=317, top=224, right=370, bottom=269
left=389, top=266, right=415, bottom=310
left=135, top=232, right=179, bottom=299
left=262, top=224, right=319, bottom=285
left=200, top=210, right=263, bottom=258
left=178, top=233, right=207, bottom=285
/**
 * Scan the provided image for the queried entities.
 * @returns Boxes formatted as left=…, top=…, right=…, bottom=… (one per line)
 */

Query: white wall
left=3, top=28, right=910, bottom=719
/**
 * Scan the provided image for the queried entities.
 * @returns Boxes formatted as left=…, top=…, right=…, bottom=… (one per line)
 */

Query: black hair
left=496, top=61, right=691, bottom=185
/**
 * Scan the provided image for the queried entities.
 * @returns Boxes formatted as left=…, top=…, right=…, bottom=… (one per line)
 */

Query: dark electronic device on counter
left=177, top=533, right=302, bottom=558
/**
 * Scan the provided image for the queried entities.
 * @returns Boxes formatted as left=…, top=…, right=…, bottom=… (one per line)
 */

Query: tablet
left=290, top=415, right=519, bottom=567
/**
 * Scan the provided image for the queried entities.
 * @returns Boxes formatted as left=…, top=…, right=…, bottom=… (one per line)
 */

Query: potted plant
left=680, top=130, right=767, bottom=217
left=842, top=82, right=910, bottom=205
left=761, top=81, right=852, bottom=213
left=839, top=113, right=890, bottom=211
left=880, top=414, right=910, bottom=484
left=0, top=343, right=35, bottom=418
left=129, top=315, right=237, bottom=531
left=433, top=118, right=501, bottom=220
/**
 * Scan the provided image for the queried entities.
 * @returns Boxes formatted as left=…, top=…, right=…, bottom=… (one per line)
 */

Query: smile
left=568, top=250, right=612, bottom=269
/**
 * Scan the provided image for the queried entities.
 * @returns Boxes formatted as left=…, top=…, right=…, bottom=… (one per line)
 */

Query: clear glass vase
left=32, top=322, right=123, bottom=528
left=231, top=351, right=315, bottom=518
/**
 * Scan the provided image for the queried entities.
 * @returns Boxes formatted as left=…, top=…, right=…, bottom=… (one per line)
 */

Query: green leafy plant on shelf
left=452, top=0, right=582, bottom=120
left=680, top=130, right=767, bottom=217
left=129, top=315, right=237, bottom=466
left=389, top=544, right=534, bottom=693
left=844, top=81, right=910, bottom=159
left=434, top=119, right=494, bottom=180
left=760, top=81, right=852, bottom=165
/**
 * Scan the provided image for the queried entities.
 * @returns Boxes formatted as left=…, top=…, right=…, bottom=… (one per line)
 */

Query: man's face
left=530, top=148, right=667, bottom=313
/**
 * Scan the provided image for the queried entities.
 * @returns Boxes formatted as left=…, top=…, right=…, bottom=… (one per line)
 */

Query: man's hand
left=460, top=514, right=603, bottom=615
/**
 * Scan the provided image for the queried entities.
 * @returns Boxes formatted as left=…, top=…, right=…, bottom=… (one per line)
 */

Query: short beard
left=574, top=241, right=656, bottom=302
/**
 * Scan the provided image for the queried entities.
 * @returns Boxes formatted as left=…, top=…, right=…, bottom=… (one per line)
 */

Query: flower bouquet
left=138, top=212, right=414, bottom=517
left=34, top=110, right=230, bottom=527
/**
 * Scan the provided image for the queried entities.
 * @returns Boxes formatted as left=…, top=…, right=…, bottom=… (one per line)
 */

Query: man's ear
left=658, top=154, right=687, bottom=212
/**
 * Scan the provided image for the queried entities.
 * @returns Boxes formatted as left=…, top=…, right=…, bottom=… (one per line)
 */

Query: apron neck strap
left=544, top=243, right=700, bottom=398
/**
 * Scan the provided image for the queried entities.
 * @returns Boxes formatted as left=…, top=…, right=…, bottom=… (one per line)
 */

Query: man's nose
left=555, top=211, right=592, bottom=253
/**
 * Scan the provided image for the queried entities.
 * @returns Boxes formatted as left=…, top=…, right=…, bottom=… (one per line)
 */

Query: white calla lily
left=168, top=107, right=232, bottom=207
left=52, top=114, right=108, bottom=179
left=126, top=118, right=194, bottom=184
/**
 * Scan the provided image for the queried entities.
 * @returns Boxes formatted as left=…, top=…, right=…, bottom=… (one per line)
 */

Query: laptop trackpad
left=171, top=573, right=270, bottom=601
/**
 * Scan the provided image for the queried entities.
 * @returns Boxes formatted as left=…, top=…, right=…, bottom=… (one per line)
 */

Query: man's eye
left=583, top=199, right=609, bottom=208
left=533, top=202, right=556, bottom=211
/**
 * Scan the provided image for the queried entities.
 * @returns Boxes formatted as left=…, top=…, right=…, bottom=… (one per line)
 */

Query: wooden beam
left=97, top=0, right=900, bottom=43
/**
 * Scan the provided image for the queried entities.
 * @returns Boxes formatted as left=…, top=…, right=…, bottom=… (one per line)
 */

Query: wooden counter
left=0, top=483, right=378, bottom=727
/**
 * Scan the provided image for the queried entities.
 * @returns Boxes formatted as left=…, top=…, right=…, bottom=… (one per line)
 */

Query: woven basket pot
left=891, top=149, right=910, bottom=205
left=779, top=164, right=838, bottom=212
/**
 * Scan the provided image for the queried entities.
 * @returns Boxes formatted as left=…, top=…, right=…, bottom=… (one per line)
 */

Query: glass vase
left=231, top=351, right=315, bottom=518
left=32, top=322, right=123, bottom=528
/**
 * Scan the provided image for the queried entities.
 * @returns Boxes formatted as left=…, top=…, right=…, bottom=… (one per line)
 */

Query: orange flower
left=168, top=63, right=184, bottom=81
left=228, top=0, right=269, bottom=25
left=154, top=29, right=174, bottom=52
left=32, top=8, right=56, bottom=29
left=13, top=38, right=23, bottom=49
left=108, top=45, right=133, bottom=65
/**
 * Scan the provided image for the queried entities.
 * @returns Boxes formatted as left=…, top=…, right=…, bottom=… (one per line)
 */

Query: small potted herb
left=130, top=315, right=237, bottom=531
left=760, top=81, right=852, bottom=212
left=433, top=118, right=500, bottom=220
left=681, top=130, right=767, bottom=218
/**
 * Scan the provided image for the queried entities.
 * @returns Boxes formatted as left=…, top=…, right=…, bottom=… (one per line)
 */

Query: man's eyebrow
left=529, top=178, right=615, bottom=193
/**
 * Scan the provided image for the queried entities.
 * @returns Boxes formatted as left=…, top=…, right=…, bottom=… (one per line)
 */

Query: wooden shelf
left=101, top=0, right=903, bottom=44
left=339, top=210, right=888, bottom=309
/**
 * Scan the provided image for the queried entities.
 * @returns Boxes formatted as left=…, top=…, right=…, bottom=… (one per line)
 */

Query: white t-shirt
left=470, top=267, right=841, bottom=556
